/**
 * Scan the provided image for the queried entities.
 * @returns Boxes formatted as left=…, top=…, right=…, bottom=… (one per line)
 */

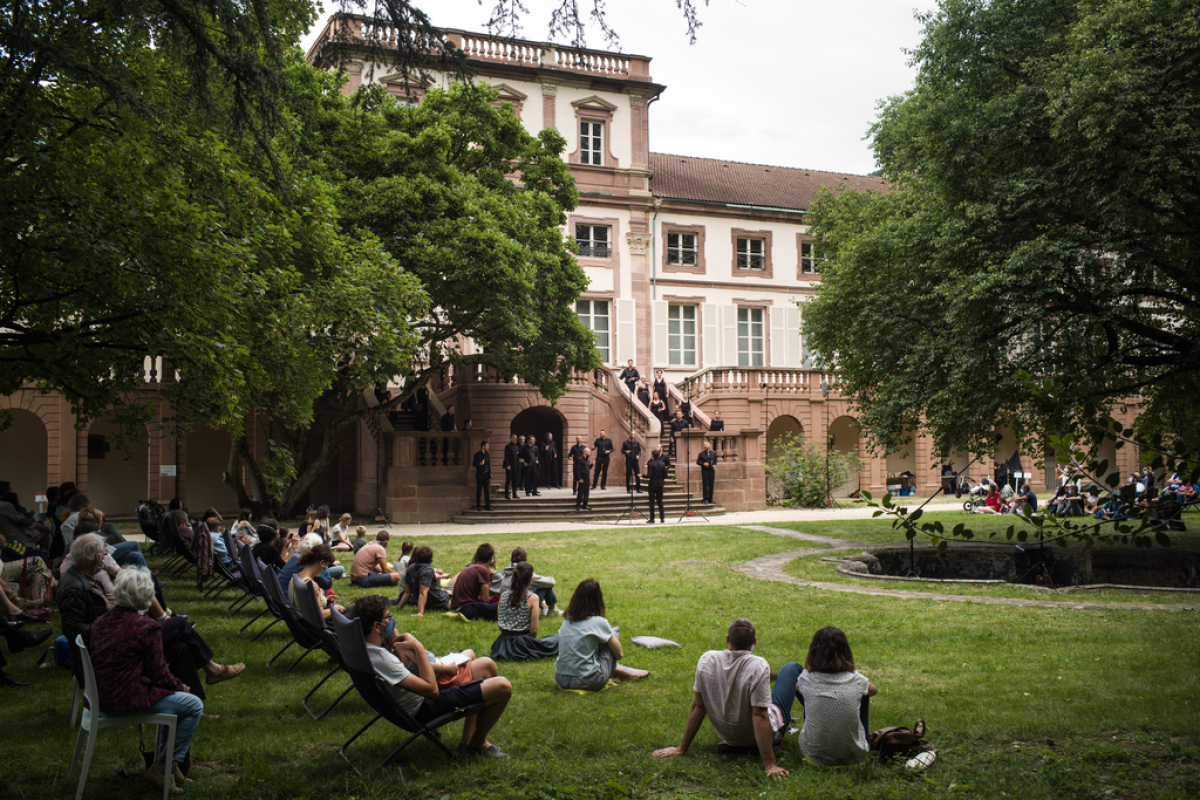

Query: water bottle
left=906, top=750, right=937, bottom=770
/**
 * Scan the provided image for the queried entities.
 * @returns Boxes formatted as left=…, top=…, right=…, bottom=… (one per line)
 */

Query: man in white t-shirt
left=350, top=594, right=514, bottom=758
left=652, top=618, right=789, bottom=777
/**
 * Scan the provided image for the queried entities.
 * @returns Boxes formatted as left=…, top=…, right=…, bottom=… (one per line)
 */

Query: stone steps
left=452, top=484, right=723, bottom=524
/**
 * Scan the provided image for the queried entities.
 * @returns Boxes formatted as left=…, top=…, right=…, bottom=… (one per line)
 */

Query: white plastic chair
left=68, top=635, right=177, bottom=800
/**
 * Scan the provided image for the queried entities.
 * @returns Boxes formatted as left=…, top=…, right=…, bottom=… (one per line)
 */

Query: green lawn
left=4, top=521, right=1198, bottom=799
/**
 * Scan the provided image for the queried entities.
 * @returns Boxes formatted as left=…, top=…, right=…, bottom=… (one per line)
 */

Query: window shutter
left=616, top=298, right=636, bottom=367
left=652, top=300, right=669, bottom=371
left=786, top=305, right=803, bottom=368
left=769, top=306, right=786, bottom=368
left=722, top=305, right=738, bottom=367
left=702, top=302, right=720, bottom=369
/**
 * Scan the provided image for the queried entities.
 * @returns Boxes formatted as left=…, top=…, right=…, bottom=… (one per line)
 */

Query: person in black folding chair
left=350, top=595, right=514, bottom=758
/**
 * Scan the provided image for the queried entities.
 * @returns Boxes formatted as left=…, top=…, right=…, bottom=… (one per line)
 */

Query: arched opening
left=993, top=426, right=1024, bottom=490
left=828, top=415, right=860, bottom=497
left=885, top=426, right=917, bottom=476
left=185, top=424, right=239, bottom=513
left=766, top=415, right=803, bottom=461
left=511, top=406, right=566, bottom=487
left=87, top=416, right=149, bottom=516
left=0, top=409, right=48, bottom=509
left=1094, top=437, right=1119, bottom=489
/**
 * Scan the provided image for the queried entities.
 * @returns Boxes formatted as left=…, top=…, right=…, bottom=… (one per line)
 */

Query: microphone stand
left=675, top=378, right=709, bottom=523
left=615, top=380, right=645, bottom=525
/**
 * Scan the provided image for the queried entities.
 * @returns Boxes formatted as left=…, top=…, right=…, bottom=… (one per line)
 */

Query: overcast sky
left=304, top=1, right=932, bottom=176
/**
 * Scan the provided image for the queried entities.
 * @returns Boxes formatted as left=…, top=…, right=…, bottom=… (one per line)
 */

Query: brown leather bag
left=868, top=719, right=933, bottom=760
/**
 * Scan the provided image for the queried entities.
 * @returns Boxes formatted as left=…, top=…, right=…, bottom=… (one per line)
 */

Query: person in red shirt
left=450, top=543, right=499, bottom=620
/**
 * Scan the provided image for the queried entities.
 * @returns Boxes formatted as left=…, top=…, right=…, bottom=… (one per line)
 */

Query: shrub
left=766, top=432, right=863, bottom=507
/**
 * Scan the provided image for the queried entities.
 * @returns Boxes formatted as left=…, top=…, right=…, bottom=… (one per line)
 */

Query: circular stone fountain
left=828, top=543, right=1200, bottom=593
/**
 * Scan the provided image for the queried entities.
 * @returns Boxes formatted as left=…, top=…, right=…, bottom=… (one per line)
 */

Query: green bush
left=766, top=432, right=863, bottom=506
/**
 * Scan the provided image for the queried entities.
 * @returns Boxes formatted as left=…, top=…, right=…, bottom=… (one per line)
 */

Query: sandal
left=205, top=663, right=245, bottom=685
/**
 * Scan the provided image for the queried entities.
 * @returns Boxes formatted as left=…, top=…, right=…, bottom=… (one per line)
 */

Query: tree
left=217, top=70, right=597, bottom=516
left=765, top=433, right=863, bottom=508
left=805, top=0, right=1200, bottom=466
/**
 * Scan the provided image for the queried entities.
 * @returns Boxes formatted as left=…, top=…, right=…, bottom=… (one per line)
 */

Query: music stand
left=675, top=379, right=709, bottom=523
left=615, top=383, right=646, bottom=525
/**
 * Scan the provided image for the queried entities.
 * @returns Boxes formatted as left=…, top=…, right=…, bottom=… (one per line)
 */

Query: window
left=737, top=238, right=765, bottom=271
left=801, top=242, right=819, bottom=274
left=667, top=232, right=698, bottom=266
left=668, top=305, right=697, bottom=367
left=575, top=224, right=610, bottom=258
left=576, top=299, right=610, bottom=361
left=737, top=307, right=765, bottom=367
left=580, top=121, right=603, bottom=165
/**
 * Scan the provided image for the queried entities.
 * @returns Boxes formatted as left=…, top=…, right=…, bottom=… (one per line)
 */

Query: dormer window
left=570, top=95, right=619, bottom=168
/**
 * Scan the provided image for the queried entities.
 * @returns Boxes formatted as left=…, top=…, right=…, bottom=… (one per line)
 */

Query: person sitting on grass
left=397, top=545, right=451, bottom=617
left=493, top=546, right=559, bottom=616
left=350, top=594, right=513, bottom=758
left=553, top=578, right=649, bottom=691
left=449, top=543, right=500, bottom=621
left=288, top=544, right=344, bottom=620
left=394, top=539, right=414, bottom=575
left=351, top=526, right=369, bottom=554
left=977, top=487, right=1004, bottom=514
left=330, top=513, right=355, bottom=551
left=350, top=530, right=400, bottom=588
left=778, top=626, right=877, bottom=768
left=489, top=562, right=559, bottom=661
left=652, top=617, right=788, bottom=777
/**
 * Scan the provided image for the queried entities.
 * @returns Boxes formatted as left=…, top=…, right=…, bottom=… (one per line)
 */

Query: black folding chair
left=292, top=576, right=354, bottom=721
left=236, top=545, right=282, bottom=640
left=331, top=608, right=485, bottom=774
left=259, top=564, right=323, bottom=674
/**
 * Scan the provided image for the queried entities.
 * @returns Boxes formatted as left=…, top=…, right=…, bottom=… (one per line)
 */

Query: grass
left=3, top=520, right=1199, bottom=799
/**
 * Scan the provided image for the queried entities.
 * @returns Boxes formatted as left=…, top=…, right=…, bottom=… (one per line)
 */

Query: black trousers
left=503, top=466, right=518, bottom=497
left=576, top=479, right=591, bottom=509
left=525, top=464, right=539, bottom=494
left=476, top=474, right=491, bottom=509
left=545, top=456, right=560, bottom=488
left=592, top=456, right=609, bottom=489
left=625, top=458, right=642, bottom=491
left=161, top=616, right=214, bottom=700
left=701, top=468, right=715, bottom=502
left=648, top=486, right=665, bottom=521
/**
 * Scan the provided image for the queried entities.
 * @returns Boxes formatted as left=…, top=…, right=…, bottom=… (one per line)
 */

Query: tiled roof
left=649, top=153, right=888, bottom=212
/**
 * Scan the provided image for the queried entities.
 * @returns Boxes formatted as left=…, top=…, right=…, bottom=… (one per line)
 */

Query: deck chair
left=236, top=545, right=282, bottom=640
left=258, top=564, right=323, bottom=673
left=292, top=575, right=354, bottom=720
left=219, top=531, right=259, bottom=616
left=158, top=513, right=196, bottom=577
left=68, top=636, right=177, bottom=800
left=331, top=607, right=485, bottom=773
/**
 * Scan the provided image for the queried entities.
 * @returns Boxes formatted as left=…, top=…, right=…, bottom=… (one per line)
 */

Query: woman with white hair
left=90, top=567, right=204, bottom=791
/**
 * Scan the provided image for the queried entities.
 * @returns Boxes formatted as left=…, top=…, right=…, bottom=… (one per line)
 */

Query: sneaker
left=143, top=761, right=181, bottom=795
left=549, top=608, right=564, bottom=616
left=468, top=744, right=511, bottom=759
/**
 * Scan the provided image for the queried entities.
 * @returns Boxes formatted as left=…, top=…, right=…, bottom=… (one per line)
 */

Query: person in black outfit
left=646, top=446, right=668, bottom=524
left=636, top=378, right=652, bottom=406
left=473, top=441, right=493, bottom=511
left=543, top=433, right=560, bottom=488
left=619, top=360, right=641, bottom=396
left=653, top=369, right=670, bottom=411
left=622, top=435, right=643, bottom=493
left=517, top=436, right=530, bottom=495
left=576, top=448, right=593, bottom=510
left=709, top=411, right=725, bottom=432
left=592, top=430, right=614, bottom=490
left=525, top=437, right=541, bottom=496
left=680, top=399, right=693, bottom=427
left=503, top=434, right=520, bottom=499
left=669, top=409, right=690, bottom=459
left=441, top=404, right=456, bottom=431
left=697, top=439, right=718, bottom=504
left=568, top=436, right=586, bottom=495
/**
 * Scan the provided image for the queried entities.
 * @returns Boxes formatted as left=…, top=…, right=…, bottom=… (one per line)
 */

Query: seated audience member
left=493, top=546, right=559, bottom=615
left=780, top=626, right=878, bottom=767
left=252, top=524, right=295, bottom=570
left=311, top=505, right=331, bottom=543
left=553, top=578, right=649, bottom=691
left=652, top=618, right=788, bottom=777
left=977, top=488, right=1004, bottom=514
left=394, top=539, right=414, bottom=575
left=330, top=513, right=354, bottom=551
left=288, top=544, right=344, bottom=619
left=450, top=543, right=500, bottom=621
left=352, top=526, right=370, bottom=554
left=397, top=546, right=451, bottom=617
left=0, top=480, right=50, bottom=550
left=90, top=568, right=206, bottom=792
left=171, top=509, right=196, bottom=550
left=349, top=594, right=513, bottom=758
left=350, top=530, right=401, bottom=588
left=208, top=519, right=236, bottom=571
left=278, top=534, right=332, bottom=595
left=1045, top=486, right=1068, bottom=516
left=489, top=562, right=559, bottom=661
left=230, top=509, right=256, bottom=546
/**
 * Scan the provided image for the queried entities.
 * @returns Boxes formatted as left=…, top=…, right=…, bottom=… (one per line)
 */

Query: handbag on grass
left=868, top=719, right=933, bottom=760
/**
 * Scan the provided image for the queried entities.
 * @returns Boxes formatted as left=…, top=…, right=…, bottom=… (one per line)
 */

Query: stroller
left=953, top=477, right=989, bottom=513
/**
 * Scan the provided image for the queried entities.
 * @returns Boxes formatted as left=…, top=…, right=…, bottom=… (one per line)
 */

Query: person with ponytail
left=489, top=562, right=558, bottom=661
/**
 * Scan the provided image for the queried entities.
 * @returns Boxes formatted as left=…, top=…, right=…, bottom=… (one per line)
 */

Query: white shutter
left=786, top=304, right=803, bottom=368
left=721, top=305, right=738, bottom=366
left=652, top=300, right=669, bottom=371
left=616, top=298, right=636, bottom=367
left=702, top=302, right=720, bottom=369
left=769, top=306, right=786, bottom=368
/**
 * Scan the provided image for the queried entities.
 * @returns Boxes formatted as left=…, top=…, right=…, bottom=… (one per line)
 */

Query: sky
left=303, top=1, right=932, bottom=176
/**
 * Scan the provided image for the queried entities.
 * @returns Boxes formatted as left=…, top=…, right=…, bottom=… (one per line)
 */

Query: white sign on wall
left=160, top=465, right=177, bottom=477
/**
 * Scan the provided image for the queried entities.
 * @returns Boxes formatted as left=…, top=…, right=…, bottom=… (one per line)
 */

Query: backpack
left=868, top=719, right=933, bottom=760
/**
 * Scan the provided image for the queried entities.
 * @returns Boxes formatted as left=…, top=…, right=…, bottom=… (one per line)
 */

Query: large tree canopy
left=805, top=0, right=1200, bottom=461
